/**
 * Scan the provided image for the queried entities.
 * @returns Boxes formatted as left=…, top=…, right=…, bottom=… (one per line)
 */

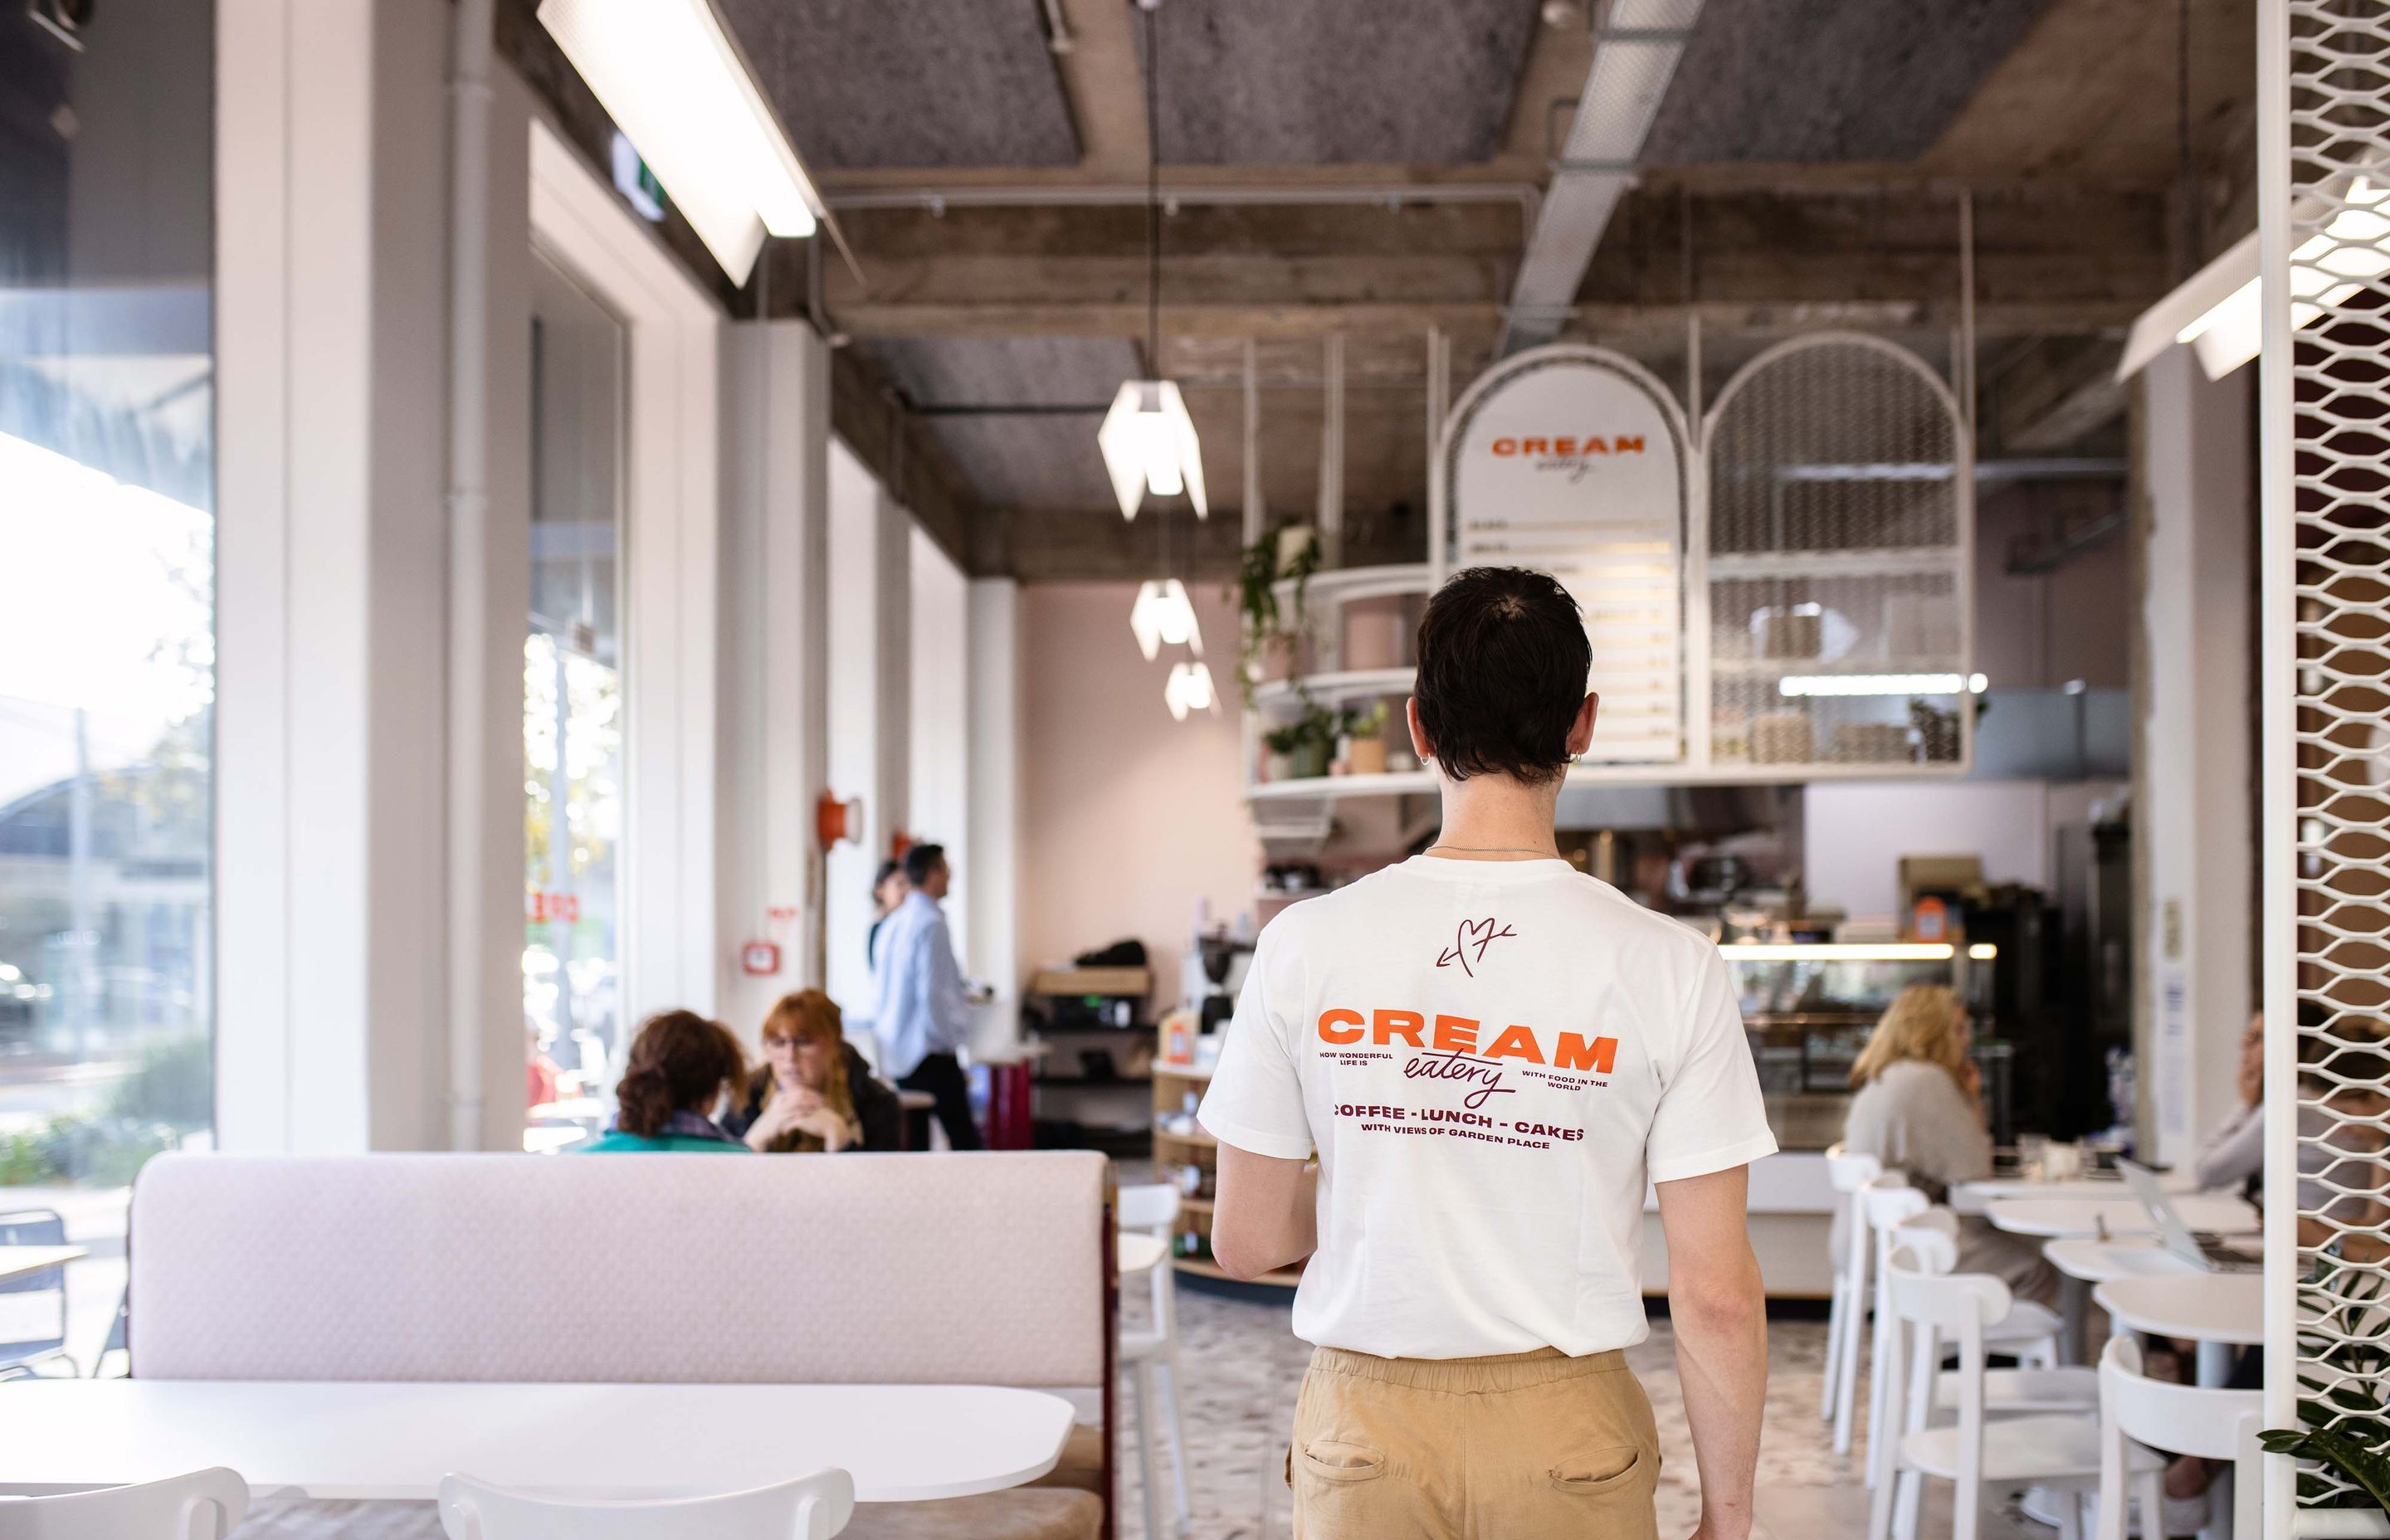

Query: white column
left=215, top=0, right=467, bottom=1151
left=2135, top=346, right=2254, bottom=1167
left=717, top=319, right=832, bottom=1036
left=824, top=444, right=912, bottom=1019
left=964, top=579, right=1024, bottom=1057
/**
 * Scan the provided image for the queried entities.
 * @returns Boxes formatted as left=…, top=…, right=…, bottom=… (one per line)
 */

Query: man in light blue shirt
left=869, top=842, right=983, bottom=1149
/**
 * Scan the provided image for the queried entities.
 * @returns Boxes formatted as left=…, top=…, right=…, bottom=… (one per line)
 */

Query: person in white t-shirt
left=1201, top=566, right=1775, bottom=1540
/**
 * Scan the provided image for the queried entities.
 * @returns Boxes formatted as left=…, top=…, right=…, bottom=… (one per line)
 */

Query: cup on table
left=2043, top=1141, right=2085, bottom=1182
left=2017, top=1133, right=2051, bottom=1181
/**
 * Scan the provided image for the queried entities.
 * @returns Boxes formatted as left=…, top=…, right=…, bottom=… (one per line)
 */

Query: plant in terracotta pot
left=1342, top=701, right=1392, bottom=776
left=1228, top=524, right=1319, bottom=706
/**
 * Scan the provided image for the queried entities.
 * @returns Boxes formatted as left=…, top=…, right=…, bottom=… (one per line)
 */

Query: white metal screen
left=1700, top=335, right=1973, bottom=774
left=2261, top=0, right=2390, bottom=1530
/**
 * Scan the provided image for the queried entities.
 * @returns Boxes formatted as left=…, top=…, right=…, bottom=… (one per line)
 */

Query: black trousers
left=898, top=1052, right=983, bottom=1151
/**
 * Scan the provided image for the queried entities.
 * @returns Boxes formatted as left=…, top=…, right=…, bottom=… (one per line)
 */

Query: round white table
left=2095, top=1274, right=2264, bottom=1385
left=0, top=1245, right=85, bottom=1285
left=1983, top=1194, right=2257, bottom=1240
left=0, top=1380, right=1076, bottom=1503
left=2043, top=1237, right=2204, bottom=1284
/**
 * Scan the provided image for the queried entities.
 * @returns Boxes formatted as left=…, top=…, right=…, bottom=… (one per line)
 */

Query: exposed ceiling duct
left=1499, top=0, right=1702, bottom=356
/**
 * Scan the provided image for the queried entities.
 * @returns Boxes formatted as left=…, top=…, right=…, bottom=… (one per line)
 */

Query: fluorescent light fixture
left=1164, top=660, right=1220, bottom=721
left=1778, top=672, right=1967, bottom=698
left=538, top=0, right=823, bottom=285
left=1720, top=943, right=1966, bottom=962
left=1967, top=943, right=1999, bottom=960
left=1097, top=381, right=1207, bottom=522
left=2124, top=176, right=2390, bottom=382
left=1129, top=578, right=1202, bottom=661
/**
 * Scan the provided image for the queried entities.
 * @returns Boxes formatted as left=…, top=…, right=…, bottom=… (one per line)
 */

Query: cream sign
left=1447, top=351, right=1687, bottom=765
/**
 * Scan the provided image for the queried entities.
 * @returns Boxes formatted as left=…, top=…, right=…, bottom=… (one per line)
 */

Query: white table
left=2043, top=1236, right=2207, bottom=1285
left=1118, top=1232, right=1168, bottom=1275
left=2095, top=1273, right=2264, bottom=1540
left=1983, top=1194, right=2257, bottom=1240
left=0, top=1381, right=1074, bottom=1503
left=0, top=1246, right=84, bottom=1284
left=1950, top=1172, right=2197, bottom=1216
left=2095, top=1274, right=2264, bottom=1387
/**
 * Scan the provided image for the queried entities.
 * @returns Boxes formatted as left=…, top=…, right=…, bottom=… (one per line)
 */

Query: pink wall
left=1019, top=582, right=1261, bottom=1010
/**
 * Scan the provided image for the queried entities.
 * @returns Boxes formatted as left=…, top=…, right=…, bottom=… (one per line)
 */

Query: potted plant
left=2261, top=1253, right=2390, bottom=1514
left=1265, top=697, right=1383, bottom=782
left=1344, top=701, right=1392, bottom=776
left=1229, top=524, right=1319, bottom=706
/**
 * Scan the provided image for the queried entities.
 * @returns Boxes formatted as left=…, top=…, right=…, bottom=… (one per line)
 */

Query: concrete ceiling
left=711, top=0, right=1079, bottom=169
left=1641, top=0, right=2061, bottom=164
left=671, top=0, right=2256, bottom=578
left=1145, top=0, right=1544, bottom=166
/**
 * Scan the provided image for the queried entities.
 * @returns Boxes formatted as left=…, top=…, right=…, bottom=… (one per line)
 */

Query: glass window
left=523, top=255, right=625, bottom=1151
left=0, top=1, right=217, bottom=1196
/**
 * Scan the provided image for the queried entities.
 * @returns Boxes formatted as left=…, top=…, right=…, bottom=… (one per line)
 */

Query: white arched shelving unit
left=1241, top=332, right=1973, bottom=808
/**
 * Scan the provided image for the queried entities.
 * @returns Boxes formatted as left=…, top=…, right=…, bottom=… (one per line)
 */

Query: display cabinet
left=1718, top=942, right=2012, bottom=1151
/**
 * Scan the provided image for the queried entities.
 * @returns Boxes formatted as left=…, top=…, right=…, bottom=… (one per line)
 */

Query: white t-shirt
left=1198, top=855, right=1776, bottom=1360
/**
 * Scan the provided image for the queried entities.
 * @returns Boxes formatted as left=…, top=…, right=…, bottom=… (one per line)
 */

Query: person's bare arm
left=1210, top=1143, right=1319, bottom=1281
left=1656, top=1163, right=1768, bottom=1540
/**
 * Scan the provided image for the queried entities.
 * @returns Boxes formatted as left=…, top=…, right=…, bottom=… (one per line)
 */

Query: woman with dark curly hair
left=581, top=1010, right=750, bottom=1153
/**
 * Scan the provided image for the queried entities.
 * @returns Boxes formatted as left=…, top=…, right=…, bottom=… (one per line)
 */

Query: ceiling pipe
left=822, top=180, right=1542, bottom=228
left=1500, top=0, right=1703, bottom=355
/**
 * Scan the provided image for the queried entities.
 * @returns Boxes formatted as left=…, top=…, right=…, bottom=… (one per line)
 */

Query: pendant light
left=1165, top=658, right=1220, bottom=721
left=1130, top=578, right=1202, bottom=661
left=1096, top=0, right=1207, bottom=522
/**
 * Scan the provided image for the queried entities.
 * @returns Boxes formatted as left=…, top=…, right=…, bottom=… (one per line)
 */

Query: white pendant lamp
left=1164, top=660, right=1220, bottom=720
left=1130, top=578, right=1202, bottom=661
left=1097, top=0, right=1206, bottom=524
left=1099, top=381, right=1207, bottom=522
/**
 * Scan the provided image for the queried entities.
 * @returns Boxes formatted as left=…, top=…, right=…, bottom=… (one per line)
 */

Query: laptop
left=2119, top=1159, right=2261, bottom=1273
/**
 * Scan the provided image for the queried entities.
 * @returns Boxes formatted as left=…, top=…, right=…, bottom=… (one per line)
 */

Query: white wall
left=2136, top=348, right=2254, bottom=1165
left=910, top=529, right=970, bottom=959
left=1019, top=582, right=1261, bottom=1014
left=824, top=441, right=910, bottom=1021
left=1802, top=779, right=2129, bottom=920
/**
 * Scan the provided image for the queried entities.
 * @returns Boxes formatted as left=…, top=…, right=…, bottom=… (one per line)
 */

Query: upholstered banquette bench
left=128, top=1151, right=1115, bottom=1540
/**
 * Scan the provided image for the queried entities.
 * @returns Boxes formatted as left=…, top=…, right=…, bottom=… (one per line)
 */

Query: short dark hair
left=1413, top=567, right=1590, bottom=785
left=872, top=858, right=904, bottom=890
left=902, top=842, right=947, bottom=886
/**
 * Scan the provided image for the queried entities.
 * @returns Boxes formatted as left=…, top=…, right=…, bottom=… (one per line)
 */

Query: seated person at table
left=2192, top=1011, right=2266, bottom=1196
left=1838, top=982, right=2061, bottom=1306
left=724, top=989, right=902, bottom=1153
left=581, top=1010, right=750, bottom=1153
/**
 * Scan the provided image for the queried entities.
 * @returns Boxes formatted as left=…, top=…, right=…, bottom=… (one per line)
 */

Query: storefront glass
left=523, top=256, right=626, bottom=1142
left=0, top=1, right=217, bottom=1187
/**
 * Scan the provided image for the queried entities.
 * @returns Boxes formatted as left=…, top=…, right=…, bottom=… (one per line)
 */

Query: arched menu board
left=1436, top=346, right=1691, bottom=765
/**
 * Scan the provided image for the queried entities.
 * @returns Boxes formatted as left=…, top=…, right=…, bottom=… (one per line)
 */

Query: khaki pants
left=1289, top=1345, right=1661, bottom=1540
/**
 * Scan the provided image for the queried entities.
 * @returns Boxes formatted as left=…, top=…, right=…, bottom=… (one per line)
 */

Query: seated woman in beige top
left=1839, top=983, right=2060, bottom=1307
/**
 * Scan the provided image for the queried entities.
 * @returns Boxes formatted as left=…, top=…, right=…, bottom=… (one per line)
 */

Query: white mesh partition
left=2261, top=0, right=2390, bottom=1530
left=1700, top=335, right=1973, bottom=774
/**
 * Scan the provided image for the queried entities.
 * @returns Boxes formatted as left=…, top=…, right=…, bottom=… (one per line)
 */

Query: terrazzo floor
left=1110, top=1278, right=2060, bottom=1540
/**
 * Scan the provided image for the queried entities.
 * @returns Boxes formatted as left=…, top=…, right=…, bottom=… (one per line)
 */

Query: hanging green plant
left=1228, top=524, right=1319, bottom=707
left=2261, top=1250, right=2390, bottom=1514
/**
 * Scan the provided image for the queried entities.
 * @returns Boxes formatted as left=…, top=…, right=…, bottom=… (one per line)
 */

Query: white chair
left=2095, top=1337, right=2261, bottom=1540
left=1868, top=1244, right=2154, bottom=1540
left=1824, top=1143, right=1884, bottom=1453
left=0, top=1466, right=249, bottom=1538
left=437, top=1469, right=853, bottom=1540
left=1117, top=1183, right=1190, bottom=1540
left=1861, top=1179, right=2068, bottom=1489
